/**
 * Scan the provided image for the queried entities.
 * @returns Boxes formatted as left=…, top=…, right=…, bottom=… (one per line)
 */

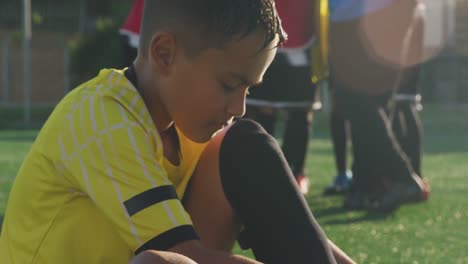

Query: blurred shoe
left=371, top=174, right=425, bottom=213
left=343, top=190, right=376, bottom=210
left=323, top=170, right=353, bottom=196
left=343, top=191, right=364, bottom=210
left=295, top=174, right=310, bottom=195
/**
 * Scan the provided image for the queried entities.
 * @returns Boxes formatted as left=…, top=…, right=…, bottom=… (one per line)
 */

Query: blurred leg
left=324, top=94, right=352, bottom=195
left=335, top=88, right=424, bottom=211
left=244, top=105, right=277, bottom=135
left=282, top=109, right=312, bottom=176
left=393, top=103, right=422, bottom=177
left=330, top=109, right=349, bottom=175
left=282, top=109, right=312, bottom=194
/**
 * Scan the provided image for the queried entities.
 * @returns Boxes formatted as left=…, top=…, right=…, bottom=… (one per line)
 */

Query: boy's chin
left=183, top=123, right=231, bottom=143
left=185, top=131, right=215, bottom=144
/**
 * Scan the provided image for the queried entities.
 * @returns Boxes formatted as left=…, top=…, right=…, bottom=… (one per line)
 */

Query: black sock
left=219, top=119, right=336, bottom=264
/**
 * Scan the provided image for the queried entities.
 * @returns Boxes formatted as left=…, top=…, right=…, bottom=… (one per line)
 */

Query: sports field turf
left=1, top=104, right=467, bottom=263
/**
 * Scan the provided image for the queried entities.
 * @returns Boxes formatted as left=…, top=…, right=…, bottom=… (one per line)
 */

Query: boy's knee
left=227, top=118, right=266, bottom=136
left=223, top=118, right=275, bottom=148
left=219, top=118, right=289, bottom=203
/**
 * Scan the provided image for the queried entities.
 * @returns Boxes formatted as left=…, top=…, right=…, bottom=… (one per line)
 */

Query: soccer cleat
left=343, top=188, right=380, bottom=211
left=295, top=174, right=310, bottom=195
left=343, top=191, right=365, bottom=210
left=371, top=174, right=426, bottom=213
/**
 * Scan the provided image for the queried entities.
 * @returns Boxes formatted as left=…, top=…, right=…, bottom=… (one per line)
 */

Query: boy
left=0, top=1, right=354, bottom=263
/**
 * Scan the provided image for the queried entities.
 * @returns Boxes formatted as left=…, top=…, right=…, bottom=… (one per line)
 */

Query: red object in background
left=275, top=0, right=316, bottom=49
left=121, top=0, right=144, bottom=34
left=120, top=0, right=316, bottom=49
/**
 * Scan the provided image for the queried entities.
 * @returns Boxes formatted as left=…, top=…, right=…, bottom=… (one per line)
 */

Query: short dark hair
left=139, top=0, right=287, bottom=57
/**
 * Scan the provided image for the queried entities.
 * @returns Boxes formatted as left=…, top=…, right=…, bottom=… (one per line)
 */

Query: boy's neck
left=133, top=57, right=174, bottom=133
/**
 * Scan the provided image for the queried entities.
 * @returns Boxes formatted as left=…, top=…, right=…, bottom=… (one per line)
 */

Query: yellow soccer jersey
left=0, top=68, right=206, bottom=263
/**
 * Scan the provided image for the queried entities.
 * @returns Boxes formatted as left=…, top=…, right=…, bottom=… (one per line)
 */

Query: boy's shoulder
left=73, top=68, right=132, bottom=96
left=44, top=68, right=150, bottom=137
left=63, top=68, right=140, bottom=111
left=34, top=68, right=154, bottom=156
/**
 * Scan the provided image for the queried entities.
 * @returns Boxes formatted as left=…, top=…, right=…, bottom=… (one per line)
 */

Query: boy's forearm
left=131, top=248, right=262, bottom=264
left=193, top=252, right=262, bottom=264
left=130, top=250, right=198, bottom=264
left=175, top=244, right=262, bottom=264
left=131, top=240, right=263, bottom=264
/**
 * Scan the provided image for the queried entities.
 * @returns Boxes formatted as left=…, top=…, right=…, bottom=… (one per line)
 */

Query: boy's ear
left=149, top=32, right=177, bottom=76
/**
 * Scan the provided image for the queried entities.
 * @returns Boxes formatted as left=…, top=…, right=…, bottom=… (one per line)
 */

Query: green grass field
left=1, top=104, right=467, bottom=263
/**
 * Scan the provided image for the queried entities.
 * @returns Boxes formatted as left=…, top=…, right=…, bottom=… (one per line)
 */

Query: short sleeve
left=62, top=95, right=198, bottom=254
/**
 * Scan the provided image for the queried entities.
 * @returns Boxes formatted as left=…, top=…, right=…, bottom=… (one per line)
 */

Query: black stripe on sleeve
left=135, top=225, right=199, bottom=254
left=124, top=185, right=178, bottom=216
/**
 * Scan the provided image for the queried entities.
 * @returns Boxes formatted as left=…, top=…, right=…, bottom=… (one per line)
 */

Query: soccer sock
left=219, top=119, right=336, bottom=264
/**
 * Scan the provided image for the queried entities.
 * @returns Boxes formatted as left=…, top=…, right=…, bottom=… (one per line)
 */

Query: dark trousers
left=333, top=83, right=416, bottom=195
left=282, top=110, right=311, bottom=175
left=330, top=93, right=351, bottom=174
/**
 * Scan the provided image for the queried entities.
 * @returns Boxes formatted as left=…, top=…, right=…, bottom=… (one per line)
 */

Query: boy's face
left=162, top=31, right=278, bottom=143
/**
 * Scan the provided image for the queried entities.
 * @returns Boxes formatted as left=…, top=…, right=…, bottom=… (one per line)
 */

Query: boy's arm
left=131, top=240, right=262, bottom=264
left=68, top=98, right=201, bottom=258
left=130, top=249, right=197, bottom=264
left=131, top=240, right=355, bottom=264
left=171, top=240, right=262, bottom=264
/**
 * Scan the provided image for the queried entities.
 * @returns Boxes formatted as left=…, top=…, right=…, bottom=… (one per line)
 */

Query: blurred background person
left=323, top=0, right=353, bottom=196
left=119, top=0, right=144, bottom=67
left=328, top=0, right=429, bottom=211
left=244, top=0, right=326, bottom=195
left=323, top=86, right=353, bottom=195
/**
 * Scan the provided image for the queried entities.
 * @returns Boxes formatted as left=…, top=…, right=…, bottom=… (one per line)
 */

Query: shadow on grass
left=311, top=202, right=394, bottom=225
left=325, top=213, right=392, bottom=226
left=313, top=205, right=349, bottom=218
left=317, top=206, right=393, bottom=226
left=0, top=214, right=3, bottom=233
